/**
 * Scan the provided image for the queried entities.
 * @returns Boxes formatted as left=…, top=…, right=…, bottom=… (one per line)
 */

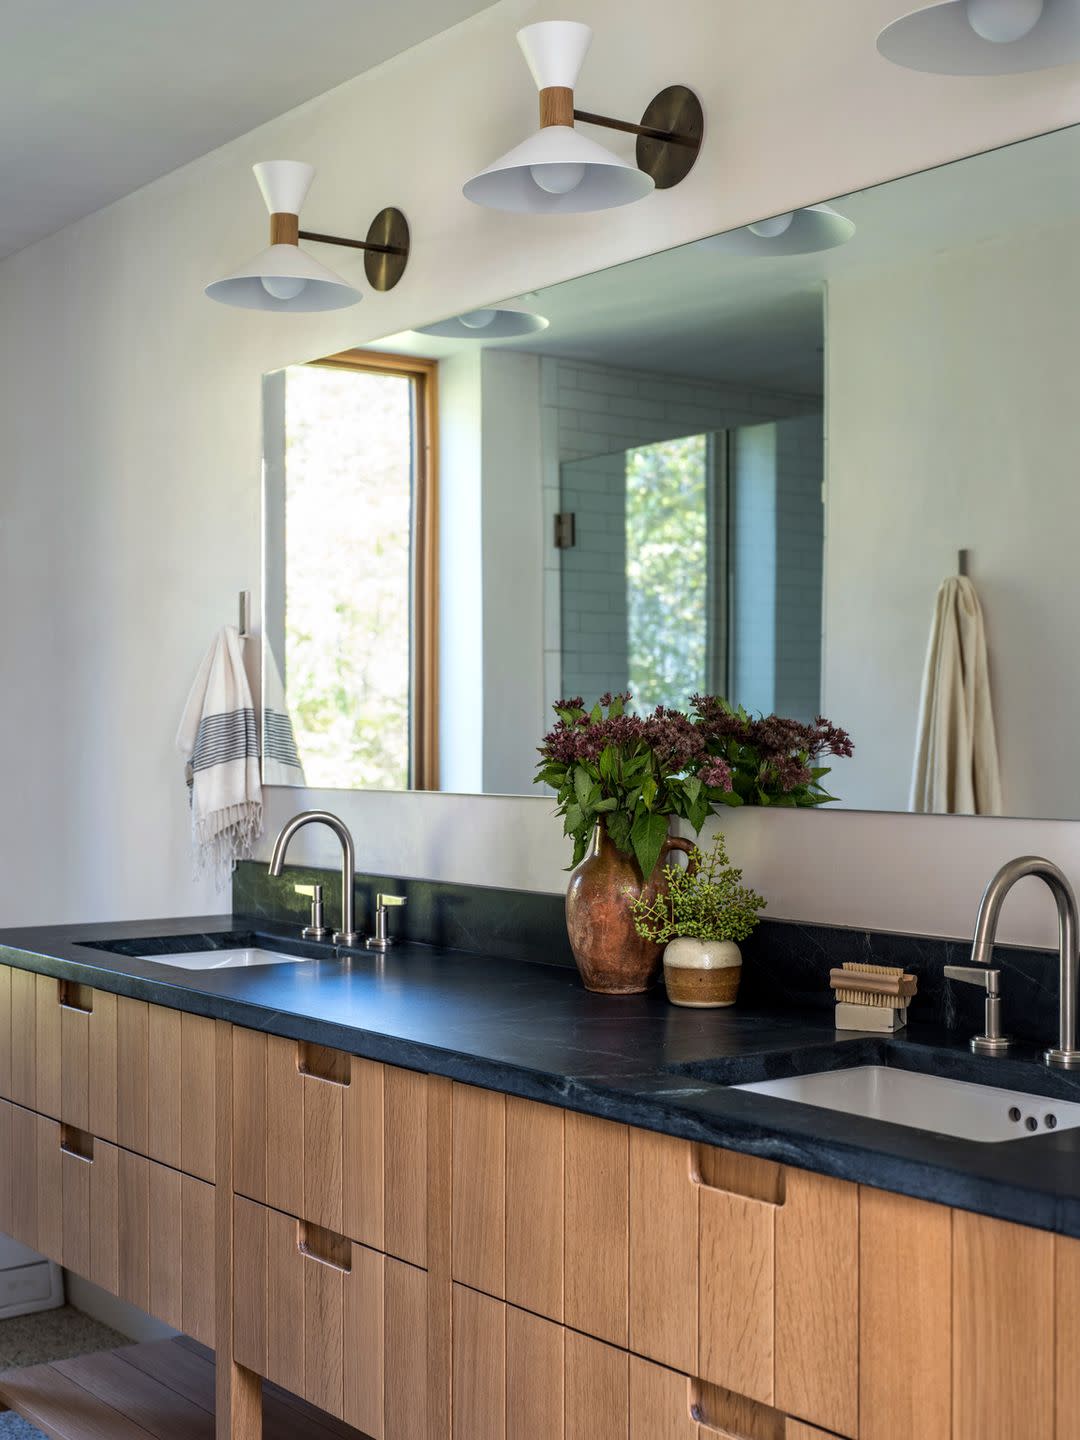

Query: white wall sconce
left=415, top=307, right=550, bottom=338
left=878, top=0, right=1080, bottom=74
left=205, top=161, right=409, bottom=312
left=701, top=205, right=855, bottom=257
left=463, top=21, right=703, bottom=214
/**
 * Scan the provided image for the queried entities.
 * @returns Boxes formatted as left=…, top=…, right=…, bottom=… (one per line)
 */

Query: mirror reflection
left=264, top=123, right=1080, bottom=820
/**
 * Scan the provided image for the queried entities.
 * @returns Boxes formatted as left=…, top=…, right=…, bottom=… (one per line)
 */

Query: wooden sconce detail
left=537, top=82, right=704, bottom=189
left=269, top=207, right=410, bottom=292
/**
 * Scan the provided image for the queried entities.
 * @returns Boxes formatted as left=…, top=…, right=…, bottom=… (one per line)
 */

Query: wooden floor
left=0, top=1337, right=372, bottom=1440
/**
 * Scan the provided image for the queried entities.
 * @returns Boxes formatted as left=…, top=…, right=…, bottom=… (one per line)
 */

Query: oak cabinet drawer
left=115, top=998, right=216, bottom=1180
left=451, top=1287, right=837, bottom=1440
left=232, top=1029, right=429, bottom=1266
left=451, top=1085, right=858, bottom=1437
left=627, top=1356, right=840, bottom=1439
left=859, top=1186, right=951, bottom=1440
left=232, top=1195, right=427, bottom=1438
left=453, top=1287, right=628, bottom=1440
left=631, top=1129, right=858, bottom=1437
left=952, top=1208, right=1055, bottom=1440
left=0, top=973, right=215, bottom=1182
left=0, top=1098, right=214, bottom=1345
left=452, top=1085, right=629, bottom=1346
left=4, top=971, right=117, bottom=1131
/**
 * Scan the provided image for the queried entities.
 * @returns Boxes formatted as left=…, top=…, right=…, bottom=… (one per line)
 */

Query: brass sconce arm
left=269, top=207, right=410, bottom=291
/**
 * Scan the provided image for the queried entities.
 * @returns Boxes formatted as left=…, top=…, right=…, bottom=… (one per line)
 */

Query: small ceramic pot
left=663, top=937, right=742, bottom=1008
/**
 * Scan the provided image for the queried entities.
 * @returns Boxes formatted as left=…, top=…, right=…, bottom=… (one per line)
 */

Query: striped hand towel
left=176, top=625, right=263, bottom=884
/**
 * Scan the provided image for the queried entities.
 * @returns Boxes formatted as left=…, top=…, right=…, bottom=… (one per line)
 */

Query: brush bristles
left=831, top=961, right=911, bottom=1009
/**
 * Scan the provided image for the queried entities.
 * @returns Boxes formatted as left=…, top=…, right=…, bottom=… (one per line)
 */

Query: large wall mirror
left=263, top=123, right=1080, bottom=819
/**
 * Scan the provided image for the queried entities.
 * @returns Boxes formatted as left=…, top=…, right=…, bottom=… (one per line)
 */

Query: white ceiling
left=376, top=123, right=1080, bottom=398
left=0, top=0, right=497, bottom=260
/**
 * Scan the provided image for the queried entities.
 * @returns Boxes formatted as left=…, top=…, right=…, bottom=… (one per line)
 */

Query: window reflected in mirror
left=560, top=418, right=823, bottom=724
left=263, top=352, right=437, bottom=792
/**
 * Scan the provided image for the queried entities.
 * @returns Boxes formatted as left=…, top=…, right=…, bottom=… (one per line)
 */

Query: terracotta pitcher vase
left=566, top=818, right=695, bottom=994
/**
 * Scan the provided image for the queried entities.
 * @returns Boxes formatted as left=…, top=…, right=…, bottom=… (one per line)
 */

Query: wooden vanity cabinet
left=232, top=1028, right=430, bottom=1267
left=451, top=1082, right=858, bottom=1438
left=233, top=1195, right=429, bottom=1439
left=227, top=1026, right=452, bottom=1440
left=0, top=1096, right=215, bottom=1344
left=448, top=1081, right=1080, bottom=1440
left=451, top=1286, right=839, bottom=1440
left=861, top=1188, right=1080, bottom=1440
left=6, top=968, right=1080, bottom=1440
left=0, top=966, right=216, bottom=1181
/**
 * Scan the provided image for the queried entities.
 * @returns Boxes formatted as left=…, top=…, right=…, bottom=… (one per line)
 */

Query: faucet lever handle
left=945, top=966, right=1011, bottom=1055
left=369, top=894, right=406, bottom=952
left=295, top=883, right=330, bottom=941
left=944, top=964, right=1000, bottom=994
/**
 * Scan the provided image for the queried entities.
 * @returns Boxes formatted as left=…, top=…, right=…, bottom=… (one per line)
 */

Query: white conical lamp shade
left=205, top=243, right=362, bottom=311
left=464, top=125, right=653, bottom=214
left=415, top=307, right=550, bottom=338
left=877, top=0, right=1080, bottom=73
left=517, top=20, right=592, bottom=90
left=254, top=160, right=315, bottom=215
left=463, top=18, right=654, bottom=214
left=700, top=205, right=855, bottom=257
left=206, top=159, right=363, bottom=311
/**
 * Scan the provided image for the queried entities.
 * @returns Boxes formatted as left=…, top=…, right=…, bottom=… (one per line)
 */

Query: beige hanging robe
left=909, top=575, right=1003, bottom=816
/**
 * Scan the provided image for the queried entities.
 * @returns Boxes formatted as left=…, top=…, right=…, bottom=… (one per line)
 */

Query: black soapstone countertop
left=2, top=913, right=1079, bottom=1237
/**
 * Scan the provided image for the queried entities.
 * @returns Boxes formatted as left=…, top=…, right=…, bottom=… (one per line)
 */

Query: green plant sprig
left=631, top=833, right=766, bottom=945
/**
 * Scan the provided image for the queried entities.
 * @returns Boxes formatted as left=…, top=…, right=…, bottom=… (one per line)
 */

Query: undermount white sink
left=734, top=1065, right=1080, bottom=1143
left=135, top=947, right=305, bottom=971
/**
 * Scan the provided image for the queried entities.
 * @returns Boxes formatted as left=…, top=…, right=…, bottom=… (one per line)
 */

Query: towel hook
left=239, top=590, right=251, bottom=639
left=957, top=549, right=970, bottom=577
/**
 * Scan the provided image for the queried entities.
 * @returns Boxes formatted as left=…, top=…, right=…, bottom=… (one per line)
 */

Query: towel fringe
left=191, top=802, right=264, bottom=889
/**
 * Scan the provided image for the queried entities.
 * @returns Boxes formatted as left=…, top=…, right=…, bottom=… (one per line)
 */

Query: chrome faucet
left=960, top=857, right=1080, bottom=1070
left=268, top=810, right=359, bottom=947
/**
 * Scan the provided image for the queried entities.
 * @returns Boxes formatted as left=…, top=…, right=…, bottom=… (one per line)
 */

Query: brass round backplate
left=637, top=85, right=704, bottom=190
left=365, top=207, right=410, bottom=291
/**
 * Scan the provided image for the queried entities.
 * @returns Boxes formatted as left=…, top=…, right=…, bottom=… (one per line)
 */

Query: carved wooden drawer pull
left=58, top=980, right=93, bottom=1014
left=689, top=1375, right=790, bottom=1440
left=298, top=1220, right=353, bottom=1273
left=691, top=1144, right=785, bottom=1205
left=296, top=1041, right=351, bottom=1087
left=59, top=1124, right=94, bottom=1162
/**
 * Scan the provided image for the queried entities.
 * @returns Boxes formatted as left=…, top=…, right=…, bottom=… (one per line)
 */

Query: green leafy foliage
left=692, top=696, right=851, bottom=808
left=625, top=435, right=708, bottom=711
left=631, top=834, right=766, bottom=945
left=538, top=693, right=853, bottom=872
left=535, top=694, right=731, bottom=875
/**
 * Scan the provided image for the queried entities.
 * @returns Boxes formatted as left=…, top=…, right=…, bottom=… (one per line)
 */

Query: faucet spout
left=267, top=810, right=358, bottom=946
left=969, top=856, right=1080, bottom=1069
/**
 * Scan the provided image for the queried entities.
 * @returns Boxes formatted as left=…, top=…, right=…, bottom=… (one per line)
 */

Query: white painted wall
left=479, top=350, right=545, bottom=794
left=438, top=350, right=484, bottom=793
left=2, top=0, right=1080, bottom=949
left=824, top=216, right=1080, bottom=819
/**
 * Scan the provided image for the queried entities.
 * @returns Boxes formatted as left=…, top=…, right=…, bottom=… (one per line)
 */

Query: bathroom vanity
left=1, top=913, right=1079, bottom=1440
